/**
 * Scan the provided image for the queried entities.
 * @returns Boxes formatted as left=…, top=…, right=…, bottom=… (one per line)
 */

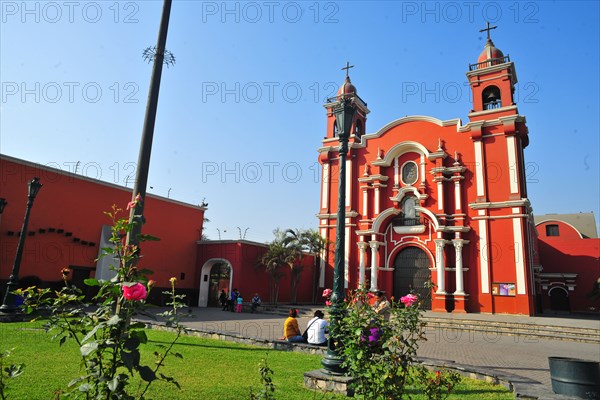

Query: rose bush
left=325, top=285, right=461, bottom=399
left=16, top=196, right=187, bottom=399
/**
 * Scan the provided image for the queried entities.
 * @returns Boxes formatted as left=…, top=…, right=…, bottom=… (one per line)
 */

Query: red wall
left=196, top=241, right=317, bottom=305
left=537, top=221, right=600, bottom=313
left=0, top=155, right=205, bottom=292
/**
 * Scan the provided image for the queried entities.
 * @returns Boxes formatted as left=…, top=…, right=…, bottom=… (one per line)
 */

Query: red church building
left=317, top=31, right=540, bottom=315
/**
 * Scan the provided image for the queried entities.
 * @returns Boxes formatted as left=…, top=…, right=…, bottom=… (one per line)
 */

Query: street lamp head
left=333, top=96, right=356, bottom=140
left=28, top=178, right=43, bottom=199
left=0, top=198, right=7, bottom=214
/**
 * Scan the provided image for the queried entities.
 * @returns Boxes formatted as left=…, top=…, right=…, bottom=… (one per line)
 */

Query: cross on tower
left=341, top=61, right=354, bottom=77
left=479, top=21, right=497, bottom=41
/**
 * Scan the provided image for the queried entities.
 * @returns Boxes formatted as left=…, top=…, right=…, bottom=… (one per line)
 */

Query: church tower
left=466, top=22, right=519, bottom=120
left=463, top=23, right=537, bottom=314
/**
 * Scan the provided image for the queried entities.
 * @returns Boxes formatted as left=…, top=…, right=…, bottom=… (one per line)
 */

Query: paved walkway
left=150, top=307, right=600, bottom=398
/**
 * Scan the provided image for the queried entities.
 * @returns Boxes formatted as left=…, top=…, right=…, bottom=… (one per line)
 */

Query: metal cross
left=479, top=21, right=497, bottom=41
left=341, top=61, right=354, bottom=77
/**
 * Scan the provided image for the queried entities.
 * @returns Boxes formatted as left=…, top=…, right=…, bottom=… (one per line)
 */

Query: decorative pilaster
left=369, top=241, right=379, bottom=291
left=452, top=239, right=469, bottom=295
left=434, top=239, right=447, bottom=294
left=357, top=242, right=368, bottom=288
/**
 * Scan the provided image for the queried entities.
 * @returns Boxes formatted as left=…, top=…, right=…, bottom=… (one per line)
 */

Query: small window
left=546, top=224, right=559, bottom=237
left=482, top=85, right=501, bottom=110
left=354, top=120, right=363, bottom=138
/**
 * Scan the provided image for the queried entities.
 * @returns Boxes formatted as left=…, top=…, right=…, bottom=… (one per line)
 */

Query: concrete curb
left=141, top=321, right=578, bottom=399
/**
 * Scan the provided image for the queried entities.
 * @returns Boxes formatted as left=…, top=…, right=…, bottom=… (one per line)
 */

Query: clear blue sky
left=1, top=1, right=599, bottom=242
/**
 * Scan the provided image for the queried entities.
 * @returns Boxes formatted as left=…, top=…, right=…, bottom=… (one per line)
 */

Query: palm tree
left=259, top=236, right=295, bottom=304
left=285, top=229, right=329, bottom=303
left=283, top=228, right=329, bottom=304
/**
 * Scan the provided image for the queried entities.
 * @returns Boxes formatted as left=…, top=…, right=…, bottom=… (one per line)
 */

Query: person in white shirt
left=306, top=310, right=329, bottom=346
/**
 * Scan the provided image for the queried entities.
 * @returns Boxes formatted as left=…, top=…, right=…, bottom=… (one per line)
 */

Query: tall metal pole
left=127, top=0, right=172, bottom=250
left=322, top=96, right=355, bottom=374
left=1, top=178, right=42, bottom=318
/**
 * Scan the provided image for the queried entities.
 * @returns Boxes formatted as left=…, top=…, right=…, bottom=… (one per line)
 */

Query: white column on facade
left=512, top=208, right=527, bottom=294
left=362, top=188, right=368, bottom=216
left=358, top=242, right=368, bottom=288
left=321, top=163, right=329, bottom=209
left=506, top=136, right=519, bottom=194
left=374, top=186, right=380, bottom=215
left=369, top=241, right=379, bottom=291
left=478, top=211, right=490, bottom=293
left=474, top=140, right=485, bottom=197
left=420, top=154, right=426, bottom=186
left=345, top=158, right=352, bottom=207
left=434, top=239, right=446, bottom=294
left=394, top=156, right=399, bottom=187
left=345, top=225, right=350, bottom=289
left=453, top=239, right=468, bottom=295
left=454, top=180, right=462, bottom=212
left=436, top=179, right=444, bottom=211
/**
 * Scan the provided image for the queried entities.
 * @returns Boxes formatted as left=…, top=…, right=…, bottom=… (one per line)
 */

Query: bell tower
left=324, top=62, right=369, bottom=142
left=466, top=22, right=519, bottom=121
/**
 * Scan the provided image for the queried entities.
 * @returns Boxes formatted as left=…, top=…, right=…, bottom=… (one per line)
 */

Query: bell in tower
left=466, top=23, right=519, bottom=120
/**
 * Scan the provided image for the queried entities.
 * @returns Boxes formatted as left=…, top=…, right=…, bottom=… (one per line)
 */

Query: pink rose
left=325, top=300, right=332, bottom=306
left=127, top=194, right=142, bottom=211
left=400, top=294, right=418, bottom=307
left=322, top=288, right=333, bottom=298
left=123, top=283, right=147, bottom=301
left=366, top=292, right=375, bottom=299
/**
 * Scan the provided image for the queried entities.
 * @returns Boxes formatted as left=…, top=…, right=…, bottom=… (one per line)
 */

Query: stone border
left=142, top=321, right=576, bottom=400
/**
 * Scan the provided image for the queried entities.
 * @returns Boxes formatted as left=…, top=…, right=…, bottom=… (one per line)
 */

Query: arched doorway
left=198, top=259, right=232, bottom=307
left=549, top=287, right=570, bottom=312
left=393, top=246, right=432, bottom=310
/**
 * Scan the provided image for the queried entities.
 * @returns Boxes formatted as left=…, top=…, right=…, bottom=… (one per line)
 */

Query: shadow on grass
left=148, top=339, right=273, bottom=352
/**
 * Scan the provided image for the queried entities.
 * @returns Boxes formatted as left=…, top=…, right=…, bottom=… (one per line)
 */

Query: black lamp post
left=321, top=93, right=356, bottom=374
left=126, top=0, right=173, bottom=251
left=0, top=178, right=42, bottom=319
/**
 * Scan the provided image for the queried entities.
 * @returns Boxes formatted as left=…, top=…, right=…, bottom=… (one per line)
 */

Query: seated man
left=251, top=293, right=261, bottom=313
left=306, top=310, right=329, bottom=346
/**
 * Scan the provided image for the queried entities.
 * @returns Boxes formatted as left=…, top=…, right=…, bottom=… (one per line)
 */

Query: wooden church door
left=393, top=247, right=432, bottom=309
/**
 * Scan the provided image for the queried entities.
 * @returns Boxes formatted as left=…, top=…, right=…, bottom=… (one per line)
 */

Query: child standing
left=236, top=293, right=243, bottom=313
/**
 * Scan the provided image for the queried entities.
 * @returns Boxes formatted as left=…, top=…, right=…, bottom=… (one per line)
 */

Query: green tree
left=284, top=229, right=329, bottom=303
left=259, top=231, right=295, bottom=304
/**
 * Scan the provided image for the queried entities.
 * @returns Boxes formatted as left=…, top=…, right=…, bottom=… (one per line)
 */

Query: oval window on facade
left=401, top=161, right=418, bottom=185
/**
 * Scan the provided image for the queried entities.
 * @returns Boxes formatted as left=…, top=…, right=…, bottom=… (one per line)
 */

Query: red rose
left=123, top=282, right=147, bottom=301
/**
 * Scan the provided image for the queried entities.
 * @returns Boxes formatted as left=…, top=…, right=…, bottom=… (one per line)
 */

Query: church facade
left=317, top=33, right=539, bottom=315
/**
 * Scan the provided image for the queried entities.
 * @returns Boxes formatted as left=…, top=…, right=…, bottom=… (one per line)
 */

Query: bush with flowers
left=16, top=196, right=186, bottom=399
left=322, top=285, right=461, bottom=399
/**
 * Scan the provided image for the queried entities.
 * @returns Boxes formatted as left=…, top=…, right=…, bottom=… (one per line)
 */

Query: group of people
left=280, top=290, right=392, bottom=346
left=281, top=308, right=329, bottom=346
left=219, top=289, right=262, bottom=313
left=216, top=287, right=391, bottom=345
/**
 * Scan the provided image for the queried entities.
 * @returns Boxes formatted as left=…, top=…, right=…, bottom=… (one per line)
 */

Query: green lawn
left=1, top=322, right=513, bottom=399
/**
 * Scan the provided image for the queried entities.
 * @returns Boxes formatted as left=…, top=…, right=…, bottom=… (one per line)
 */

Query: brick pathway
left=153, top=307, right=600, bottom=396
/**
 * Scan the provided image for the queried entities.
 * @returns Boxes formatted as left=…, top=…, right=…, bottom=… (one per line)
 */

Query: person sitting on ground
left=372, top=290, right=391, bottom=321
left=251, top=293, right=261, bottom=313
left=280, top=308, right=304, bottom=342
left=306, top=310, right=329, bottom=346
